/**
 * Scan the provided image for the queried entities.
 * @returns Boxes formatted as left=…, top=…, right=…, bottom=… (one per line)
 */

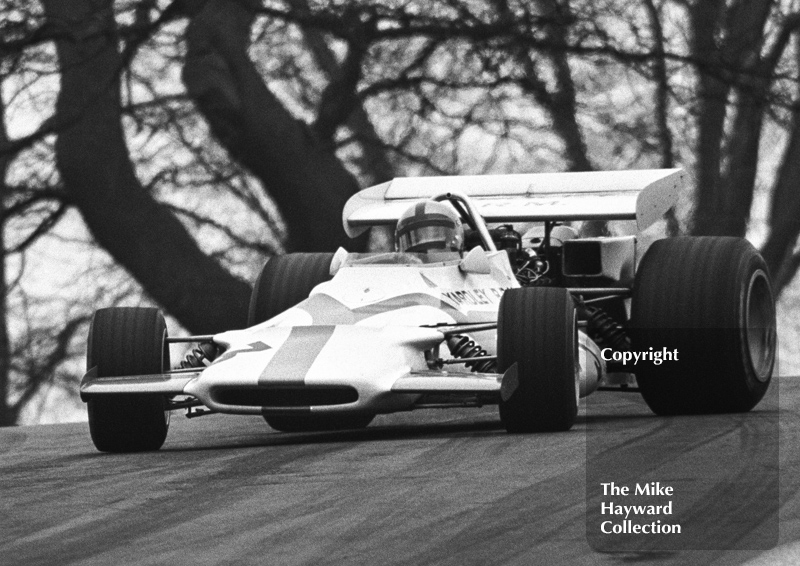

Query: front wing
left=80, top=367, right=504, bottom=410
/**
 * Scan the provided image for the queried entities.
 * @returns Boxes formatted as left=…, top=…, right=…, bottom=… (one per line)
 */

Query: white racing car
left=81, top=169, right=777, bottom=452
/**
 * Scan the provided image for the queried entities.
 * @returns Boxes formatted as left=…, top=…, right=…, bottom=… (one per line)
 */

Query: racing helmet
left=395, top=201, right=464, bottom=253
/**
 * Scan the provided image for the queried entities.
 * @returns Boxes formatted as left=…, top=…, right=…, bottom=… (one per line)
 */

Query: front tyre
left=86, top=308, right=170, bottom=452
left=498, top=287, right=578, bottom=432
left=630, top=237, right=776, bottom=415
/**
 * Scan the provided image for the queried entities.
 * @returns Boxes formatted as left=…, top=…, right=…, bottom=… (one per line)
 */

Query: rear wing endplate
left=343, top=168, right=683, bottom=237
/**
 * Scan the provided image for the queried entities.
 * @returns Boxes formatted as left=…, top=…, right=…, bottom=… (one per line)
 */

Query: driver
left=395, top=201, right=464, bottom=254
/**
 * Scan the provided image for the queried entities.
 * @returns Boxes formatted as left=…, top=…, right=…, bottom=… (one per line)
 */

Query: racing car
left=80, top=168, right=777, bottom=452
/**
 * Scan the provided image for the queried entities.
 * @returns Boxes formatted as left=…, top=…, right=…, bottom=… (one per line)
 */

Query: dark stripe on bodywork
left=258, top=326, right=335, bottom=386
left=214, top=341, right=271, bottom=364
left=297, top=293, right=470, bottom=324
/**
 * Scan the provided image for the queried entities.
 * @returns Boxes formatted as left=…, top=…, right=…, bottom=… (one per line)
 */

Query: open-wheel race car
left=81, top=169, right=777, bottom=452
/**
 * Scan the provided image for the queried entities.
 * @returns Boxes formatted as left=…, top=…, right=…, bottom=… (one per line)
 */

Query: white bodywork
left=82, top=250, right=605, bottom=416
left=194, top=251, right=517, bottom=415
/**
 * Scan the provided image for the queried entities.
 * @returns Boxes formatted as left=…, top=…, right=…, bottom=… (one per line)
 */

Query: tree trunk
left=182, top=0, right=367, bottom=252
left=0, top=87, right=13, bottom=426
left=643, top=0, right=674, bottom=169
left=688, top=0, right=729, bottom=236
left=762, top=128, right=800, bottom=294
left=761, top=53, right=800, bottom=296
left=689, top=0, right=773, bottom=237
left=717, top=89, right=766, bottom=237
left=42, top=0, right=251, bottom=334
left=534, top=0, right=592, bottom=173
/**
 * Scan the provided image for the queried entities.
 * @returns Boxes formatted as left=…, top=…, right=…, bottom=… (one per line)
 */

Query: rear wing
left=343, top=168, right=683, bottom=237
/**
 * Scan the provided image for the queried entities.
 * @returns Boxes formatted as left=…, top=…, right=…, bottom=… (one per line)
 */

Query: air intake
left=211, top=386, right=358, bottom=407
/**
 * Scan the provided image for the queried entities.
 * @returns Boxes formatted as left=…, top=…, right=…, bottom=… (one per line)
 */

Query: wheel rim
left=161, top=328, right=171, bottom=426
left=744, top=269, right=775, bottom=383
left=573, top=309, right=580, bottom=407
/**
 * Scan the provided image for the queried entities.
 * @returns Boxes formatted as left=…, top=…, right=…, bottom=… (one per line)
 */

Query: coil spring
left=586, top=306, right=630, bottom=352
left=179, top=343, right=218, bottom=369
left=446, top=334, right=497, bottom=373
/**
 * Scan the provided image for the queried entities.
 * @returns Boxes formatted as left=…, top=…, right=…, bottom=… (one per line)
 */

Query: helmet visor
left=398, top=225, right=463, bottom=252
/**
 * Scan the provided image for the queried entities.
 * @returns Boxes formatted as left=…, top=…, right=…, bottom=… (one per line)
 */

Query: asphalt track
left=3, top=376, right=800, bottom=566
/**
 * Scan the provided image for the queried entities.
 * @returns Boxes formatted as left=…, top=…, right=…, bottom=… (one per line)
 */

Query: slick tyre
left=86, top=308, right=170, bottom=452
left=630, top=237, right=776, bottom=415
left=248, top=253, right=335, bottom=325
left=498, top=287, right=579, bottom=432
left=265, top=413, right=374, bottom=433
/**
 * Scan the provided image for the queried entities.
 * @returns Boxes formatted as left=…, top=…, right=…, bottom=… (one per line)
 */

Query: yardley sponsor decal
left=440, top=287, right=510, bottom=307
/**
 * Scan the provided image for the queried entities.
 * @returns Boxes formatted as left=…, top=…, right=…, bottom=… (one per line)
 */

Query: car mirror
left=459, top=246, right=492, bottom=274
left=330, top=247, right=349, bottom=276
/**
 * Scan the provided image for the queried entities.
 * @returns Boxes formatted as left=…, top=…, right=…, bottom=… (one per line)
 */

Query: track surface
left=3, top=377, right=800, bottom=566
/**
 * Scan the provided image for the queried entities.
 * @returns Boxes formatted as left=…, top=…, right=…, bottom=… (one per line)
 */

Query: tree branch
left=313, top=39, right=368, bottom=144
left=643, top=0, right=673, bottom=168
left=41, top=0, right=252, bottom=333
left=183, top=0, right=366, bottom=252
left=287, top=0, right=395, bottom=184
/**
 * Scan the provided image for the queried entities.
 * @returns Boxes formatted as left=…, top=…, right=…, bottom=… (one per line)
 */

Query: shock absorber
left=179, top=342, right=218, bottom=369
left=446, top=334, right=497, bottom=373
left=585, top=306, right=630, bottom=352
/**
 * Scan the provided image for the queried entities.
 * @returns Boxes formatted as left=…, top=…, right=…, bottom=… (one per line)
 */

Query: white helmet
left=395, top=201, right=464, bottom=253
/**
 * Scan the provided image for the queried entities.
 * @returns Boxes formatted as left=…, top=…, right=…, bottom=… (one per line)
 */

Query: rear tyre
left=248, top=253, right=335, bottom=326
left=86, top=307, right=170, bottom=452
left=630, top=237, right=776, bottom=415
left=498, top=287, right=578, bottom=432
left=265, top=413, right=374, bottom=433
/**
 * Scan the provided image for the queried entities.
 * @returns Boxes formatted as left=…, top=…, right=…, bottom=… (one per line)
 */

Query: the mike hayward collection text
left=599, top=482, right=682, bottom=535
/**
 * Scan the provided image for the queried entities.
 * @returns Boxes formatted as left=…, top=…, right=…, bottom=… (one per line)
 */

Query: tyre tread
left=87, top=307, right=170, bottom=452
left=631, top=237, right=775, bottom=415
left=498, top=287, right=578, bottom=432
